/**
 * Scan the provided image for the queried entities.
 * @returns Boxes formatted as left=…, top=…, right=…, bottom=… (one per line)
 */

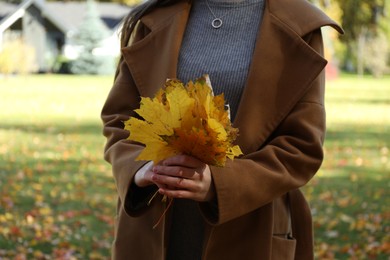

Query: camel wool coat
left=101, top=0, right=343, bottom=259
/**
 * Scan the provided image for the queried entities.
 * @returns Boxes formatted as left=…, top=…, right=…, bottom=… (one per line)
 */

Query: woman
left=101, top=0, right=343, bottom=258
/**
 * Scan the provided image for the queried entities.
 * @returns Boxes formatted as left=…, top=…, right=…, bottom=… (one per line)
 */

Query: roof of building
left=0, top=2, right=18, bottom=22
left=44, top=1, right=131, bottom=31
left=0, top=0, right=131, bottom=33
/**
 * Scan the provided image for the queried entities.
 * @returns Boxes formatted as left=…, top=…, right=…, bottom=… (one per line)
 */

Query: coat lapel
left=121, top=0, right=192, bottom=97
left=233, top=1, right=328, bottom=154
left=122, top=0, right=331, bottom=154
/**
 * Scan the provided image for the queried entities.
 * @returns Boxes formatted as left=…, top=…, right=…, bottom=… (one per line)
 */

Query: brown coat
left=101, top=0, right=343, bottom=259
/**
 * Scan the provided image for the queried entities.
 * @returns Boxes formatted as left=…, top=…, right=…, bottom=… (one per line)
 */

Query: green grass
left=0, top=75, right=115, bottom=259
left=0, top=74, right=389, bottom=259
left=304, top=74, right=390, bottom=259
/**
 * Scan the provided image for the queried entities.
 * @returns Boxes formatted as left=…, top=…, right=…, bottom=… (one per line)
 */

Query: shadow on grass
left=328, top=97, right=390, bottom=105
left=325, top=125, right=390, bottom=146
left=0, top=154, right=115, bottom=216
left=0, top=122, right=104, bottom=135
left=319, top=165, right=389, bottom=178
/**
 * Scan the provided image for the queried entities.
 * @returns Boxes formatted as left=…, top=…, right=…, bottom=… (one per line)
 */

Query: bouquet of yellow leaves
left=124, top=75, right=242, bottom=167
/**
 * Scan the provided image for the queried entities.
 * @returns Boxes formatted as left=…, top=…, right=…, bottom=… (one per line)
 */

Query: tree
left=70, top=0, right=115, bottom=75
left=335, top=0, right=388, bottom=75
left=364, top=31, right=389, bottom=77
left=310, top=0, right=343, bottom=78
left=312, top=0, right=390, bottom=76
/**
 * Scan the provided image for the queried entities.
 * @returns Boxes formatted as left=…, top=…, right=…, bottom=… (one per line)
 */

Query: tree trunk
left=357, top=28, right=367, bottom=77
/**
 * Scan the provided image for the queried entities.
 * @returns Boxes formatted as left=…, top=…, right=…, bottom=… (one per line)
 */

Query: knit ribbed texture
left=167, top=1, right=265, bottom=259
left=177, top=0, right=265, bottom=120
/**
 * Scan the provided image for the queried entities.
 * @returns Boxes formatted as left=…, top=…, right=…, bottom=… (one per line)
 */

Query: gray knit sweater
left=167, top=0, right=265, bottom=259
left=177, top=0, right=265, bottom=121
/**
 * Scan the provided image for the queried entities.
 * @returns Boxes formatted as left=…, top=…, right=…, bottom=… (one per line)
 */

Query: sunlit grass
left=0, top=74, right=113, bottom=124
left=0, top=75, right=115, bottom=258
left=325, top=74, right=390, bottom=126
left=0, top=74, right=389, bottom=259
left=307, top=74, right=390, bottom=259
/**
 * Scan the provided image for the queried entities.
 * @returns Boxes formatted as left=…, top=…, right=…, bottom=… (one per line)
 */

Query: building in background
left=0, top=0, right=131, bottom=73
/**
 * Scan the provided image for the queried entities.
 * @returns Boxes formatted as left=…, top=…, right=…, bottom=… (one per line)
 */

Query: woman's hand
left=133, top=161, right=156, bottom=188
left=151, top=155, right=215, bottom=202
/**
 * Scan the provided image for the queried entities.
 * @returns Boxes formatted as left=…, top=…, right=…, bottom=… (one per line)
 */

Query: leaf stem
left=152, top=196, right=174, bottom=229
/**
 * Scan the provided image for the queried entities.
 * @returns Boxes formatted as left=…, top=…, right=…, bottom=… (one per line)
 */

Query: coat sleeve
left=200, top=29, right=327, bottom=225
left=101, top=19, right=161, bottom=216
left=101, top=55, right=158, bottom=216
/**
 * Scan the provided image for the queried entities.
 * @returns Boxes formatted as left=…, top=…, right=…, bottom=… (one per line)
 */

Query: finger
left=152, top=174, right=200, bottom=191
left=161, top=154, right=204, bottom=168
left=153, top=165, right=200, bottom=179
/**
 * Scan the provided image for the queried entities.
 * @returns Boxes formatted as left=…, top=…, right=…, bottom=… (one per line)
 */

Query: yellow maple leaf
left=124, top=75, right=243, bottom=166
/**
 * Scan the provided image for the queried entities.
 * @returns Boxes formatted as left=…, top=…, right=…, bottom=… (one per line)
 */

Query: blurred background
left=0, top=0, right=389, bottom=259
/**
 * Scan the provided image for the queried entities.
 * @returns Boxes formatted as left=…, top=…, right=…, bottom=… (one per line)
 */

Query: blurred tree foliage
left=311, top=0, right=389, bottom=76
left=70, top=0, right=115, bottom=74
left=336, top=0, right=389, bottom=75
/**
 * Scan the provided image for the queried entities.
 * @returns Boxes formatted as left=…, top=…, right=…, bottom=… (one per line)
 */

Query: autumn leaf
left=124, top=75, right=243, bottom=166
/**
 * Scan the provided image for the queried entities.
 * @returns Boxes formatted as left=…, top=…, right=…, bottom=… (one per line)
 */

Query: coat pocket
left=271, top=235, right=296, bottom=260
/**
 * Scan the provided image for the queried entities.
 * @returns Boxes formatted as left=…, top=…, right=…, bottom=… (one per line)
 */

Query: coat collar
left=122, top=0, right=342, bottom=154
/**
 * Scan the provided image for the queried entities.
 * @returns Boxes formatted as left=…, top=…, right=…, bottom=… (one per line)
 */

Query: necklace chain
left=205, top=0, right=238, bottom=29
